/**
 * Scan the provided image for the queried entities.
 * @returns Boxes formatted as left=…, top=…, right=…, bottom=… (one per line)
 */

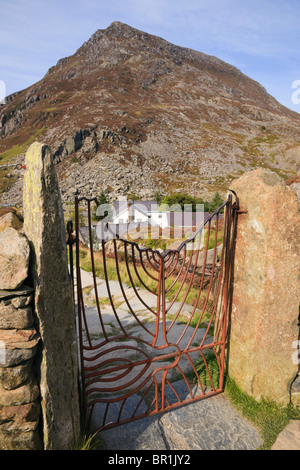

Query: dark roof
left=78, top=226, right=90, bottom=245
left=112, top=199, right=158, bottom=218
left=112, top=200, right=129, bottom=217
left=166, top=211, right=213, bottom=227
left=133, top=200, right=158, bottom=213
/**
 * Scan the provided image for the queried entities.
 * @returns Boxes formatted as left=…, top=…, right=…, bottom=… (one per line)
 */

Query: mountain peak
left=105, top=21, right=150, bottom=37
left=0, top=22, right=299, bottom=207
left=92, top=21, right=149, bottom=42
left=106, top=21, right=134, bottom=31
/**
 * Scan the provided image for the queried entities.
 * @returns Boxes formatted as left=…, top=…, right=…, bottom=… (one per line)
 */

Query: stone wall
left=228, top=168, right=300, bottom=406
left=0, top=216, right=42, bottom=450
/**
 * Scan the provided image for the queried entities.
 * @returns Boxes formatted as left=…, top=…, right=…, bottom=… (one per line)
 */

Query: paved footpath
left=96, top=393, right=263, bottom=451
left=271, top=420, right=300, bottom=450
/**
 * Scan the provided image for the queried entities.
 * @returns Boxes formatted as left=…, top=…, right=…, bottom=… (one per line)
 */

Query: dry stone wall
left=0, top=219, right=42, bottom=450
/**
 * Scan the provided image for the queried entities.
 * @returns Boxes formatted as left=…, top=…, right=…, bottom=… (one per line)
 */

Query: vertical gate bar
left=74, top=196, right=87, bottom=428
left=161, top=257, right=168, bottom=346
left=165, top=238, right=195, bottom=319
left=86, top=200, right=108, bottom=341
left=102, top=239, right=127, bottom=336
left=167, top=231, right=200, bottom=323
left=212, top=201, right=231, bottom=343
left=76, top=200, right=92, bottom=348
left=152, top=257, right=163, bottom=348
left=219, top=195, right=233, bottom=391
left=69, top=235, right=74, bottom=285
left=66, top=220, right=74, bottom=286
left=165, top=245, right=187, bottom=293
left=178, top=219, right=212, bottom=348
left=193, top=213, right=220, bottom=349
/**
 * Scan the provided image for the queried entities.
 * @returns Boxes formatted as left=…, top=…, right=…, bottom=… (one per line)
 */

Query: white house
left=111, top=198, right=208, bottom=229
left=112, top=199, right=161, bottom=226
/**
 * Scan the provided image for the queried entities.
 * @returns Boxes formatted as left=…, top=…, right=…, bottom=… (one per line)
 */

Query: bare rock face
left=23, top=142, right=80, bottom=449
left=228, top=168, right=300, bottom=405
left=0, top=227, right=30, bottom=290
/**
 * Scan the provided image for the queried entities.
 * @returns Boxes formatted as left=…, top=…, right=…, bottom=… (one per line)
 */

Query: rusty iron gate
left=68, top=193, right=238, bottom=434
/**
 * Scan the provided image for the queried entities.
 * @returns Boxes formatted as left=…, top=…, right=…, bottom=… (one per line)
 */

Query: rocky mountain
left=0, top=21, right=299, bottom=207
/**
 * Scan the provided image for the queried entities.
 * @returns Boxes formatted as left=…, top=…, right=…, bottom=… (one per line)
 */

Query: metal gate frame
left=68, top=192, right=238, bottom=434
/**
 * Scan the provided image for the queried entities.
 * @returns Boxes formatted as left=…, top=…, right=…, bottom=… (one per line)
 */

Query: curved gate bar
left=124, top=242, right=158, bottom=296
left=180, top=216, right=220, bottom=348
left=113, top=240, right=157, bottom=335
left=138, top=249, right=160, bottom=281
left=186, top=203, right=230, bottom=351
left=123, top=243, right=159, bottom=311
left=166, top=222, right=206, bottom=327
left=131, top=244, right=159, bottom=299
left=165, top=224, right=207, bottom=332
left=164, top=238, right=196, bottom=317
left=102, top=240, right=128, bottom=337
left=164, top=246, right=187, bottom=293
left=86, top=199, right=110, bottom=341
left=164, top=251, right=181, bottom=279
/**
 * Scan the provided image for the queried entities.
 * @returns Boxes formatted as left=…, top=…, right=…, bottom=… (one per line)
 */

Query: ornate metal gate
left=68, top=193, right=238, bottom=433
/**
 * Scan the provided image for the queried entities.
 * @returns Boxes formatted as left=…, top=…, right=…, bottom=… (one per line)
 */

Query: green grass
left=194, top=350, right=220, bottom=389
left=72, top=432, right=105, bottom=450
left=0, top=126, right=47, bottom=161
left=203, top=226, right=224, bottom=250
left=224, top=376, right=300, bottom=450
left=190, top=352, right=300, bottom=450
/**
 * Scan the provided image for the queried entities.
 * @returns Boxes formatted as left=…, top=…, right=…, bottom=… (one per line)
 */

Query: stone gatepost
left=23, top=142, right=80, bottom=449
left=228, top=168, right=300, bottom=406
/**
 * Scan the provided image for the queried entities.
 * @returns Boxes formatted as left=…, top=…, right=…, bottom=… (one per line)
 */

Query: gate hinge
left=66, top=220, right=76, bottom=245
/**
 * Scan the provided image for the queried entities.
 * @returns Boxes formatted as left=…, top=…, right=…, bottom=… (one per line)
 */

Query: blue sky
left=1, top=0, right=300, bottom=112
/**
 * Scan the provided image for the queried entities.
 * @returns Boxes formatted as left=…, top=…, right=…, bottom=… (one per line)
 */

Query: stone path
left=97, top=393, right=263, bottom=451
left=73, top=268, right=299, bottom=451
left=271, top=420, right=300, bottom=450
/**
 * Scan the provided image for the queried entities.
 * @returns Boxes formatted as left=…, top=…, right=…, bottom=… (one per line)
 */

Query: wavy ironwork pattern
left=72, top=195, right=237, bottom=433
